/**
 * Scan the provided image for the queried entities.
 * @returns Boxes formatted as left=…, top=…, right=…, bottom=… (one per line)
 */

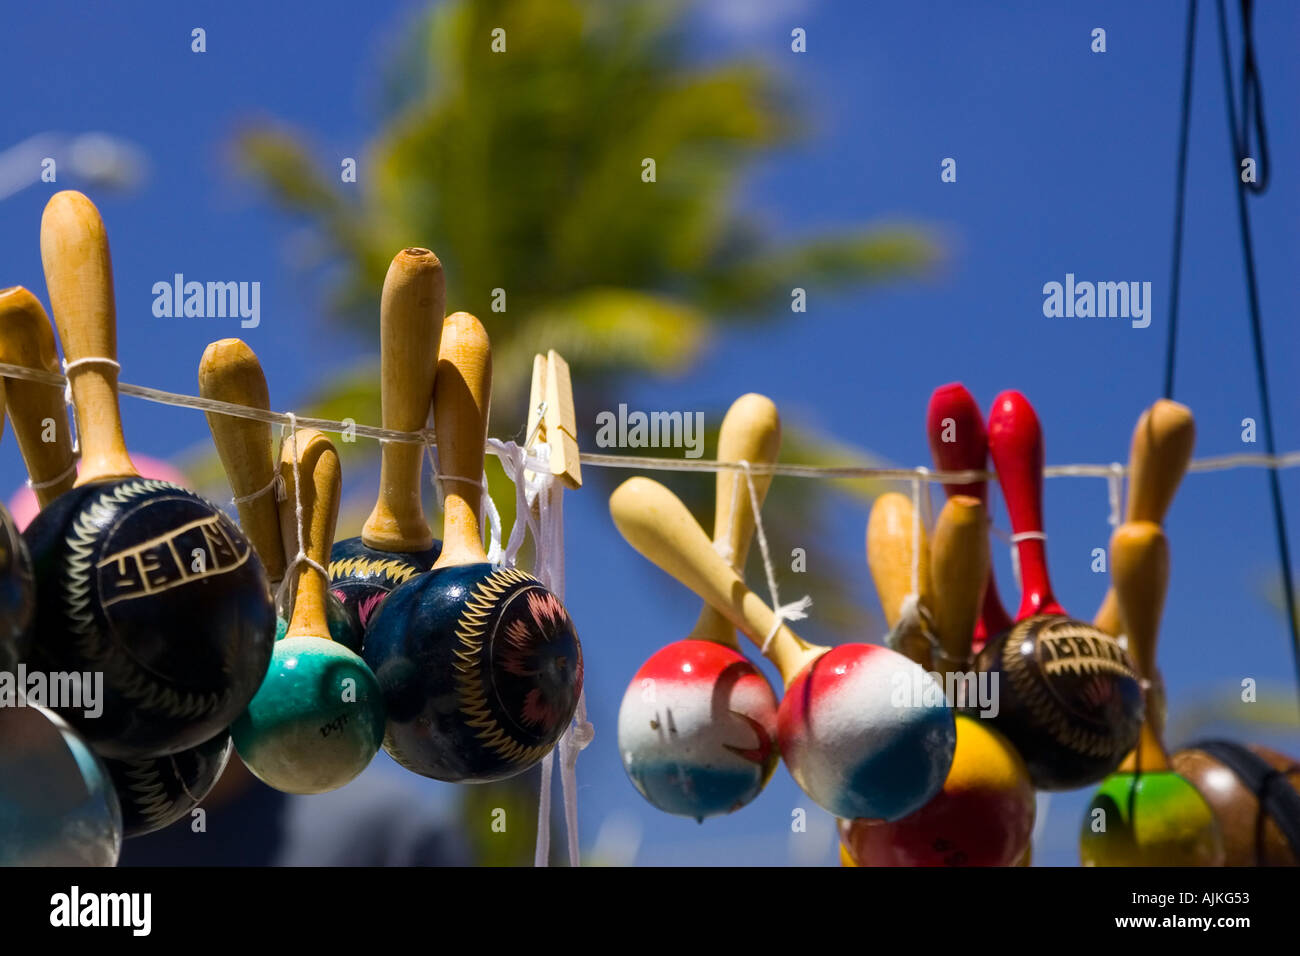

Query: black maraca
left=364, top=311, right=583, bottom=782
left=4, top=287, right=235, bottom=835
left=329, top=248, right=444, bottom=635
left=973, top=390, right=1143, bottom=790
left=25, top=190, right=275, bottom=759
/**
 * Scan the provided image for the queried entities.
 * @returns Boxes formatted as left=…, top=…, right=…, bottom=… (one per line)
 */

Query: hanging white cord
left=1106, top=462, right=1125, bottom=527
left=736, top=460, right=811, bottom=654
left=272, top=414, right=329, bottom=616
left=487, top=431, right=592, bottom=867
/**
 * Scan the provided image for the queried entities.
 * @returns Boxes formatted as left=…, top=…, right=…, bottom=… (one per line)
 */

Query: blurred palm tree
left=219, top=0, right=939, bottom=863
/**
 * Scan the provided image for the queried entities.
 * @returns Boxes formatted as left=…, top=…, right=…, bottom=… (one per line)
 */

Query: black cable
left=1214, top=0, right=1300, bottom=705
left=1163, top=0, right=1198, bottom=401
left=1238, top=0, right=1269, bottom=193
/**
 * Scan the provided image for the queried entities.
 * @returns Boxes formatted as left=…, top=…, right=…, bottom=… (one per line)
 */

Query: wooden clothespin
left=525, top=350, right=581, bottom=490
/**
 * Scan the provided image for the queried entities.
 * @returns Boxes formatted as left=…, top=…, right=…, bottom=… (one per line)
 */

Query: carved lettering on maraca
left=1035, top=630, right=1136, bottom=678
left=97, top=513, right=250, bottom=608
left=62, top=481, right=237, bottom=720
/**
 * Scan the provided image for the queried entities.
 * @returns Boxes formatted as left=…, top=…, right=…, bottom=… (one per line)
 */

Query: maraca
left=232, top=428, right=386, bottom=793
left=927, top=382, right=1012, bottom=652
left=974, top=391, right=1143, bottom=790
left=843, top=496, right=1035, bottom=866
left=867, top=491, right=934, bottom=668
left=0, top=287, right=64, bottom=667
left=1172, top=741, right=1300, bottom=866
left=329, top=249, right=444, bottom=633
left=1080, top=521, right=1224, bottom=866
left=610, top=476, right=955, bottom=821
left=201, top=338, right=361, bottom=650
left=365, top=312, right=583, bottom=782
left=4, top=295, right=237, bottom=836
left=617, top=393, right=781, bottom=820
left=104, top=730, right=232, bottom=837
left=0, top=699, right=121, bottom=865
left=1093, top=398, right=1195, bottom=742
left=26, top=191, right=275, bottom=758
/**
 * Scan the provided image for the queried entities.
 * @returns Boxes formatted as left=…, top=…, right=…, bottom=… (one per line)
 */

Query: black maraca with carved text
left=23, top=191, right=274, bottom=759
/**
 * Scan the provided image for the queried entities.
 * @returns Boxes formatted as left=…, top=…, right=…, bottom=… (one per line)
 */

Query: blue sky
left=2, top=1, right=1297, bottom=866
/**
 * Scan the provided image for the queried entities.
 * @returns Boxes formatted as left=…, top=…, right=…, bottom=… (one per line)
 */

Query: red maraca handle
left=988, top=390, right=1064, bottom=619
left=927, top=383, right=1013, bottom=639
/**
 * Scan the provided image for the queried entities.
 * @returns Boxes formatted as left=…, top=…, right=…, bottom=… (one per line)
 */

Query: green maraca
left=1080, top=520, right=1224, bottom=866
left=231, top=427, right=386, bottom=794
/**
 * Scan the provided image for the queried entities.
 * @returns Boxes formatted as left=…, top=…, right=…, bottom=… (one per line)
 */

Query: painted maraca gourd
left=365, top=311, right=583, bottom=783
left=6, top=304, right=237, bottom=827
left=610, top=475, right=955, bottom=821
left=618, top=393, right=781, bottom=820
left=0, top=699, right=122, bottom=865
left=845, top=496, right=1035, bottom=866
left=1172, top=742, right=1300, bottom=867
left=329, top=248, right=445, bottom=633
left=1080, top=521, right=1224, bottom=866
left=24, top=191, right=274, bottom=759
left=232, top=428, right=386, bottom=794
left=105, top=730, right=233, bottom=838
left=0, top=287, right=73, bottom=668
left=926, top=382, right=1012, bottom=652
left=974, top=391, right=1142, bottom=790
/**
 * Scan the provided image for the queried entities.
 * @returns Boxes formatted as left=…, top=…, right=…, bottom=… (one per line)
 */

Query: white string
left=4, top=359, right=1296, bottom=485
left=735, top=460, right=811, bottom=654
left=232, top=472, right=286, bottom=507
left=26, top=460, right=76, bottom=491
left=1106, top=462, right=1124, bottom=528
left=59, top=357, right=120, bottom=456
left=1007, top=530, right=1046, bottom=594
left=888, top=469, right=938, bottom=658
left=272, top=414, right=329, bottom=616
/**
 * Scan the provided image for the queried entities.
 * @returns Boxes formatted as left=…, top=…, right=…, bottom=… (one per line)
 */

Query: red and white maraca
left=610, top=477, right=955, bottom=821
left=617, top=394, right=781, bottom=820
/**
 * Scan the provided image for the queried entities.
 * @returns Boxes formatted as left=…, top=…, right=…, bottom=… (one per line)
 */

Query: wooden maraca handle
left=1111, top=520, right=1170, bottom=772
left=688, top=393, right=782, bottom=645
left=0, top=287, right=76, bottom=505
left=988, top=390, right=1062, bottom=617
left=279, top=428, right=341, bottom=639
left=930, top=495, right=989, bottom=672
left=1094, top=400, right=1195, bottom=635
left=362, top=248, right=445, bottom=552
left=610, top=476, right=824, bottom=686
left=39, top=191, right=136, bottom=484
left=867, top=491, right=933, bottom=666
left=199, top=338, right=285, bottom=584
left=431, top=311, right=491, bottom=568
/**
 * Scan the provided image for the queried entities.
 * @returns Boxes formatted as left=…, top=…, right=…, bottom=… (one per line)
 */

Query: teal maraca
left=231, top=427, right=385, bottom=793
